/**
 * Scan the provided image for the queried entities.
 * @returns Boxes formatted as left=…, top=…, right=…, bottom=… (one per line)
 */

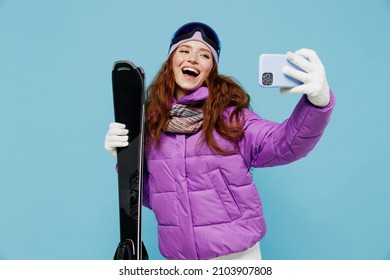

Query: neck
left=174, top=87, right=192, bottom=101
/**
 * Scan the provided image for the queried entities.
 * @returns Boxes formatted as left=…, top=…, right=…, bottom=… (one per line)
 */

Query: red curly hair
left=145, top=53, right=250, bottom=155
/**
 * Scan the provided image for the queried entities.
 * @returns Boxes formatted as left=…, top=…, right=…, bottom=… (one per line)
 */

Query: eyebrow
left=179, top=44, right=211, bottom=54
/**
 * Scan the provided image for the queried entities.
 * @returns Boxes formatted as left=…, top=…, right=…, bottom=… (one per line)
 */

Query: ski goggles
left=168, top=22, right=221, bottom=62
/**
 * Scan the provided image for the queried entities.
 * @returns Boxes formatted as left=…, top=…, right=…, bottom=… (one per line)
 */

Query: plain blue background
left=1, top=0, right=389, bottom=260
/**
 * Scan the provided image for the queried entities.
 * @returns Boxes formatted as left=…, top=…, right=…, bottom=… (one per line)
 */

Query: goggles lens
left=170, top=22, right=221, bottom=55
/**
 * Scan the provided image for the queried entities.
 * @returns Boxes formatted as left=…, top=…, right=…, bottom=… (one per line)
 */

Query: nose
left=187, top=52, right=198, bottom=64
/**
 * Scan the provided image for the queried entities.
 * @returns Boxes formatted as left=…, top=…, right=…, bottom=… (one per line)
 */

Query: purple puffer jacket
left=143, top=87, right=335, bottom=260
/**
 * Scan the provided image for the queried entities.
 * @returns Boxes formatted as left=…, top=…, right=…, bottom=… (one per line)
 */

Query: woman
left=105, top=22, right=335, bottom=260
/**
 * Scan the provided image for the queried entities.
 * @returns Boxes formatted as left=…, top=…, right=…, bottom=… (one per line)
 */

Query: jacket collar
left=173, top=87, right=209, bottom=105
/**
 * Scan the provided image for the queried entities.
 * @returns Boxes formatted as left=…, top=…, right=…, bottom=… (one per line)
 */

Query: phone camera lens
left=262, top=72, right=273, bottom=86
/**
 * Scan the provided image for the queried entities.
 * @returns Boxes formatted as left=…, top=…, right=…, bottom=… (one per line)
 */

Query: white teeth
left=182, top=67, right=199, bottom=75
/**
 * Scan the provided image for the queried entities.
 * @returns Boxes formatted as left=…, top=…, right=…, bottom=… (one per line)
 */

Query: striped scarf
left=165, top=104, right=204, bottom=134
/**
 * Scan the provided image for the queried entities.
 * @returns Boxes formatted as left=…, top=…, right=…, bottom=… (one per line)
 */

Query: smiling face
left=172, top=40, right=214, bottom=100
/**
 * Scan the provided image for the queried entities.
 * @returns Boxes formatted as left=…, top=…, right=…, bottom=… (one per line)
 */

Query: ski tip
left=112, top=60, right=137, bottom=71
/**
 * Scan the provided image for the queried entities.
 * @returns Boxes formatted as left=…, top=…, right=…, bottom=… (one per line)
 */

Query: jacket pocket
left=208, top=169, right=242, bottom=220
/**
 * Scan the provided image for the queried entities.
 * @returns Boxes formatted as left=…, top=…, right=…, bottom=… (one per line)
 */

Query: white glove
left=104, top=122, right=129, bottom=158
left=280, top=48, right=330, bottom=107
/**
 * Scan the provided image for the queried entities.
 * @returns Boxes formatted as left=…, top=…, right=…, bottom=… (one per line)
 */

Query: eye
left=201, top=53, right=210, bottom=59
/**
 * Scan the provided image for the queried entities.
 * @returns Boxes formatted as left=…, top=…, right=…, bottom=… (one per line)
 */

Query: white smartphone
left=259, top=54, right=303, bottom=88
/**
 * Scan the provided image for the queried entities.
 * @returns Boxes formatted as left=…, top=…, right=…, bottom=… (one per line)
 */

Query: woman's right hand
left=104, top=122, right=129, bottom=158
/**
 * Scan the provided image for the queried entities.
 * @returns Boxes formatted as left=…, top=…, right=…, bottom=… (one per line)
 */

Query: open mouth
left=182, top=67, right=200, bottom=77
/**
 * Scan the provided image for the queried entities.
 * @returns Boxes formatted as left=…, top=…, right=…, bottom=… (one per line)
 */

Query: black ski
left=111, top=60, right=148, bottom=260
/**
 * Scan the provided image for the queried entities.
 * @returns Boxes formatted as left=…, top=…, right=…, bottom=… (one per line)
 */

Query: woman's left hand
left=280, top=48, right=330, bottom=107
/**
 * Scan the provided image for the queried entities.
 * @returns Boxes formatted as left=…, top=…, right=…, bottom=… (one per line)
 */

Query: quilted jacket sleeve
left=238, top=90, right=335, bottom=168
